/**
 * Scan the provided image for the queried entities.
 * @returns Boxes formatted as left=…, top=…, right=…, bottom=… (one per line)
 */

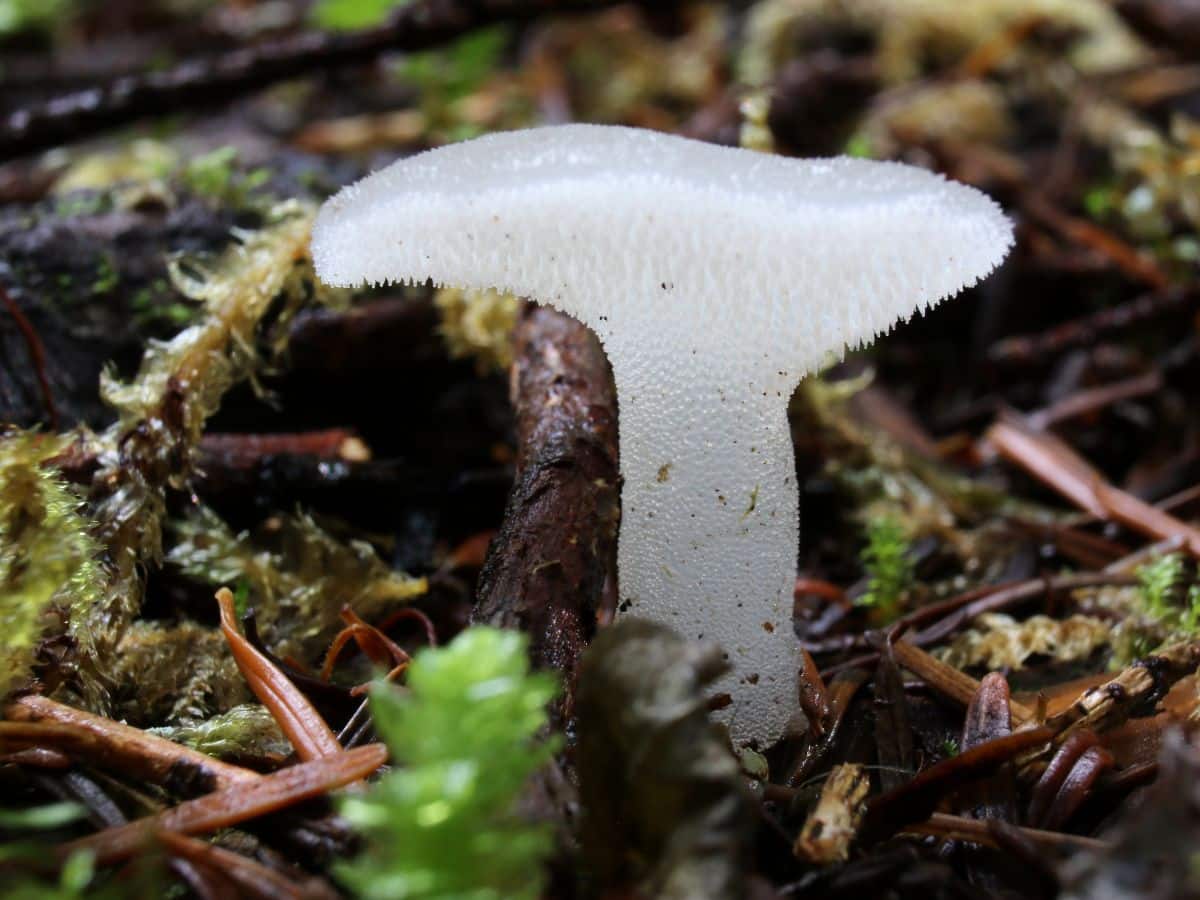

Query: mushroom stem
left=610, top=349, right=800, bottom=744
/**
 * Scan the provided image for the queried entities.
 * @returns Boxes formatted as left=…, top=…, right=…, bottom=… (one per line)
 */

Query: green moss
left=0, top=432, right=102, bottom=698
left=52, top=192, right=108, bottom=219
left=0, top=0, right=73, bottom=35
left=337, top=627, right=559, bottom=900
left=844, top=134, right=874, bottom=159
left=180, top=146, right=274, bottom=209
left=166, top=505, right=426, bottom=664
left=1137, top=552, right=1186, bottom=620
left=855, top=515, right=914, bottom=622
left=91, top=256, right=119, bottom=296
left=147, top=704, right=290, bottom=760
left=67, top=205, right=324, bottom=712
left=310, top=0, right=411, bottom=30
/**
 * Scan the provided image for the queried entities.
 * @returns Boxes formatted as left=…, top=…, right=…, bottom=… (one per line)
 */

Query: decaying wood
left=3, top=694, right=259, bottom=792
left=1019, top=642, right=1200, bottom=773
left=474, top=305, right=620, bottom=712
left=794, top=763, right=870, bottom=864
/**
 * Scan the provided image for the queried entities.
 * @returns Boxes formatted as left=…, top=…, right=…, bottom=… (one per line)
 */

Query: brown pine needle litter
left=215, top=587, right=344, bottom=761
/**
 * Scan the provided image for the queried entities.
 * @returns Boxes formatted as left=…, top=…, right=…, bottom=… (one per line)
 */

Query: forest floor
left=3, top=1, right=1200, bottom=898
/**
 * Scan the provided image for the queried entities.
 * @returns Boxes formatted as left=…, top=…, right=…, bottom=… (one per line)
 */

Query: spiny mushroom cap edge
left=312, top=123, right=1013, bottom=380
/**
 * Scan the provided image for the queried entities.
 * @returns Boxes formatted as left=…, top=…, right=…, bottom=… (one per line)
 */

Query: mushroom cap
left=312, top=124, right=1012, bottom=376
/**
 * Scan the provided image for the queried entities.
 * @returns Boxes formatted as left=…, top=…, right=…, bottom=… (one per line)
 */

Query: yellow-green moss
left=0, top=432, right=101, bottom=698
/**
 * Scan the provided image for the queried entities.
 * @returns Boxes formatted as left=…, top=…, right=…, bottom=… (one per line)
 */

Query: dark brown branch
left=473, top=305, right=620, bottom=718
left=0, top=0, right=623, bottom=163
left=987, top=288, right=1197, bottom=365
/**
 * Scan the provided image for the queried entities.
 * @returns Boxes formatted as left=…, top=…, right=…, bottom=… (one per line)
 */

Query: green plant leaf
left=336, top=626, right=558, bottom=900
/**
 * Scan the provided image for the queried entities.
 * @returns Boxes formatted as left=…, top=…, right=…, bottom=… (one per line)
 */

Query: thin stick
left=906, top=812, right=1111, bottom=853
left=1, top=282, right=58, bottom=428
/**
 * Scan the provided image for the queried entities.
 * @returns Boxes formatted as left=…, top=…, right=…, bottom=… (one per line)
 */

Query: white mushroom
left=312, top=124, right=1013, bottom=747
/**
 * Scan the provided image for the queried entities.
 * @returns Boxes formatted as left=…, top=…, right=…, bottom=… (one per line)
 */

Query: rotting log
left=473, top=305, right=620, bottom=717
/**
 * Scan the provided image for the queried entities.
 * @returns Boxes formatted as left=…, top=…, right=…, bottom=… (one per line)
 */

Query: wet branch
left=0, top=0, right=624, bottom=163
left=473, top=305, right=620, bottom=716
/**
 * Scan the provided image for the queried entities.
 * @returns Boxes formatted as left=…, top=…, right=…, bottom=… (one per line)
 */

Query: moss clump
left=147, top=703, right=291, bottom=761
left=167, top=505, right=427, bottom=664
left=65, top=203, right=337, bottom=712
left=855, top=515, right=914, bottom=622
left=337, top=627, right=559, bottom=900
left=0, top=431, right=101, bottom=698
left=434, top=286, right=520, bottom=374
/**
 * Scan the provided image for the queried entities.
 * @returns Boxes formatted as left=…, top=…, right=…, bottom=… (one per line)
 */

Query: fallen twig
left=892, top=641, right=1037, bottom=725
left=1023, top=195, right=1170, bottom=290
left=906, top=812, right=1111, bottom=853
left=1, top=280, right=58, bottom=428
left=988, top=288, right=1197, bottom=365
left=473, top=305, right=620, bottom=719
left=1026, top=370, right=1163, bottom=430
left=1023, top=642, right=1200, bottom=761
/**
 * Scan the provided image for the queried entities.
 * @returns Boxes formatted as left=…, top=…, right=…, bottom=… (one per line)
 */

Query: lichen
left=938, top=612, right=1112, bottom=670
